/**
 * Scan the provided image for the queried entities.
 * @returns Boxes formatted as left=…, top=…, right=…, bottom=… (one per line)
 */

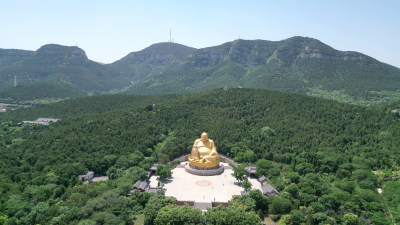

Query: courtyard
left=149, top=162, right=262, bottom=203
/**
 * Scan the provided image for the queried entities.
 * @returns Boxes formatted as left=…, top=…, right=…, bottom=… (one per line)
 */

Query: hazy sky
left=1, top=1, right=399, bottom=68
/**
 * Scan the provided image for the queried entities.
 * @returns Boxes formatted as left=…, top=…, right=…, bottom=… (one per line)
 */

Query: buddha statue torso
left=195, top=139, right=213, bottom=157
left=188, top=133, right=220, bottom=168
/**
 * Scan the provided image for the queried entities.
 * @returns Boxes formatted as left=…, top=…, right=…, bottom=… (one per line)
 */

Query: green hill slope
left=109, top=42, right=196, bottom=81
left=0, top=93, right=181, bottom=121
left=0, top=49, right=34, bottom=68
left=0, top=89, right=399, bottom=223
left=2, top=37, right=400, bottom=105
left=0, top=44, right=129, bottom=100
left=122, top=37, right=400, bottom=105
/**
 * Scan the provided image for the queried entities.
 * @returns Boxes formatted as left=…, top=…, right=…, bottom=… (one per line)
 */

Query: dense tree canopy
left=0, top=88, right=399, bottom=224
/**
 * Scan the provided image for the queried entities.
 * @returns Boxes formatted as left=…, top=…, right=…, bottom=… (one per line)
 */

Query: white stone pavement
left=149, top=162, right=262, bottom=203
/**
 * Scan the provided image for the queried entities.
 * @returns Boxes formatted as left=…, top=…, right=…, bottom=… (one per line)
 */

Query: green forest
left=0, top=88, right=400, bottom=224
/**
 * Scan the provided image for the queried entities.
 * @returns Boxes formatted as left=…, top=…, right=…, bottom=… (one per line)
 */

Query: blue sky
left=1, top=0, right=399, bottom=68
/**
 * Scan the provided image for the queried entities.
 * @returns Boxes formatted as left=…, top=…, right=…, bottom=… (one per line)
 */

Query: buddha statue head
left=201, top=132, right=209, bottom=143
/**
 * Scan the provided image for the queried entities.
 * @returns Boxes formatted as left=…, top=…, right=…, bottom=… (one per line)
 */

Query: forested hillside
left=2, top=37, right=400, bottom=105
left=109, top=42, right=196, bottom=82
left=122, top=37, right=400, bottom=105
left=0, top=49, right=34, bottom=68
left=0, top=44, right=129, bottom=100
left=0, top=93, right=181, bottom=122
left=0, top=89, right=399, bottom=224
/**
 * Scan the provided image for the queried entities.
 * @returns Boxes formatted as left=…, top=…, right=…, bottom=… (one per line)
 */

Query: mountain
left=121, top=37, right=400, bottom=105
left=109, top=42, right=196, bottom=82
left=1, top=37, right=400, bottom=104
left=0, top=44, right=129, bottom=100
left=0, top=49, right=34, bottom=68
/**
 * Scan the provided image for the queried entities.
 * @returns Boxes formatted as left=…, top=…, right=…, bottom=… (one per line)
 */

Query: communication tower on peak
left=169, top=28, right=174, bottom=43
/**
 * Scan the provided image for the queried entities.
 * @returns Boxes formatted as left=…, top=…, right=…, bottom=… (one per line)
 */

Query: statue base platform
left=184, top=163, right=224, bottom=176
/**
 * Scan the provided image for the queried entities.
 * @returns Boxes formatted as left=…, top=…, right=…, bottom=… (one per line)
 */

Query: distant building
left=391, top=109, right=398, bottom=113
left=91, top=176, right=109, bottom=182
left=147, top=187, right=165, bottom=193
left=245, top=166, right=257, bottom=176
left=0, top=104, right=5, bottom=113
left=133, top=180, right=149, bottom=192
left=36, top=118, right=59, bottom=123
left=240, top=190, right=250, bottom=196
left=258, top=175, right=268, bottom=184
left=22, top=118, right=60, bottom=125
left=261, top=183, right=279, bottom=196
left=78, top=171, right=95, bottom=182
left=149, top=163, right=159, bottom=173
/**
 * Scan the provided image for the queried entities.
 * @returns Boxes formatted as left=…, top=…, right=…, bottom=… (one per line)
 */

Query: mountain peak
left=115, top=42, right=196, bottom=66
left=134, top=42, right=196, bottom=58
left=36, top=44, right=88, bottom=62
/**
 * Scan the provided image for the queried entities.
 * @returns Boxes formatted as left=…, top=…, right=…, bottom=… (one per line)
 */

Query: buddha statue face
left=201, top=133, right=209, bottom=143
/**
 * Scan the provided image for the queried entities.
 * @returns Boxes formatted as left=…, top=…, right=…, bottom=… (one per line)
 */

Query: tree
left=255, top=159, right=274, bottom=177
left=295, top=162, right=314, bottom=175
left=154, top=205, right=204, bottom=225
left=231, top=164, right=247, bottom=183
left=311, top=213, right=328, bottom=224
left=27, top=202, right=49, bottom=224
left=23, top=185, right=51, bottom=202
left=5, top=195, right=31, bottom=217
left=129, top=151, right=144, bottom=166
left=249, top=190, right=269, bottom=212
left=0, top=215, right=8, bottom=225
left=286, top=172, right=300, bottom=184
left=156, top=165, right=172, bottom=180
left=343, top=213, right=360, bottom=225
left=234, top=150, right=256, bottom=163
left=285, top=183, right=299, bottom=198
left=242, top=178, right=252, bottom=192
left=144, top=193, right=175, bottom=225
left=91, top=211, right=124, bottom=225
left=308, top=202, right=325, bottom=213
left=77, top=219, right=97, bottom=225
left=205, top=205, right=261, bottom=225
left=268, top=197, right=292, bottom=215
left=204, top=206, right=229, bottom=225
left=229, top=196, right=256, bottom=212
left=106, top=166, right=123, bottom=180
left=289, top=209, right=305, bottom=225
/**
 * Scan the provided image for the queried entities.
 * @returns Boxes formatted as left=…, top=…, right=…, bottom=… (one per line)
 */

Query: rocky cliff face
left=184, top=37, right=370, bottom=68
left=299, top=52, right=366, bottom=61
left=125, top=52, right=180, bottom=65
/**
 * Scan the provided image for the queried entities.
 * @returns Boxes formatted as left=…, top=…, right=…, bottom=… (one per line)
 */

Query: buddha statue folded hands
left=189, top=132, right=220, bottom=168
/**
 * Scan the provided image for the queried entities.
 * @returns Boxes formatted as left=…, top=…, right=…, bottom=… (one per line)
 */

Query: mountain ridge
left=1, top=36, right=400, bottom=104
left=121, top=37, right=400, bottom=105
left=0, top=44, right=129, bottom=98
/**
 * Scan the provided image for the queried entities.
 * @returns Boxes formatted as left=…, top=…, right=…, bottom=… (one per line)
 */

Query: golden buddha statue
left=188, top=132, right=220, bottom=168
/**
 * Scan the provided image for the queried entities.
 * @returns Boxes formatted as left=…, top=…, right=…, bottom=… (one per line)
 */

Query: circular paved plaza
left=148, top=162, right=262, bottom=203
